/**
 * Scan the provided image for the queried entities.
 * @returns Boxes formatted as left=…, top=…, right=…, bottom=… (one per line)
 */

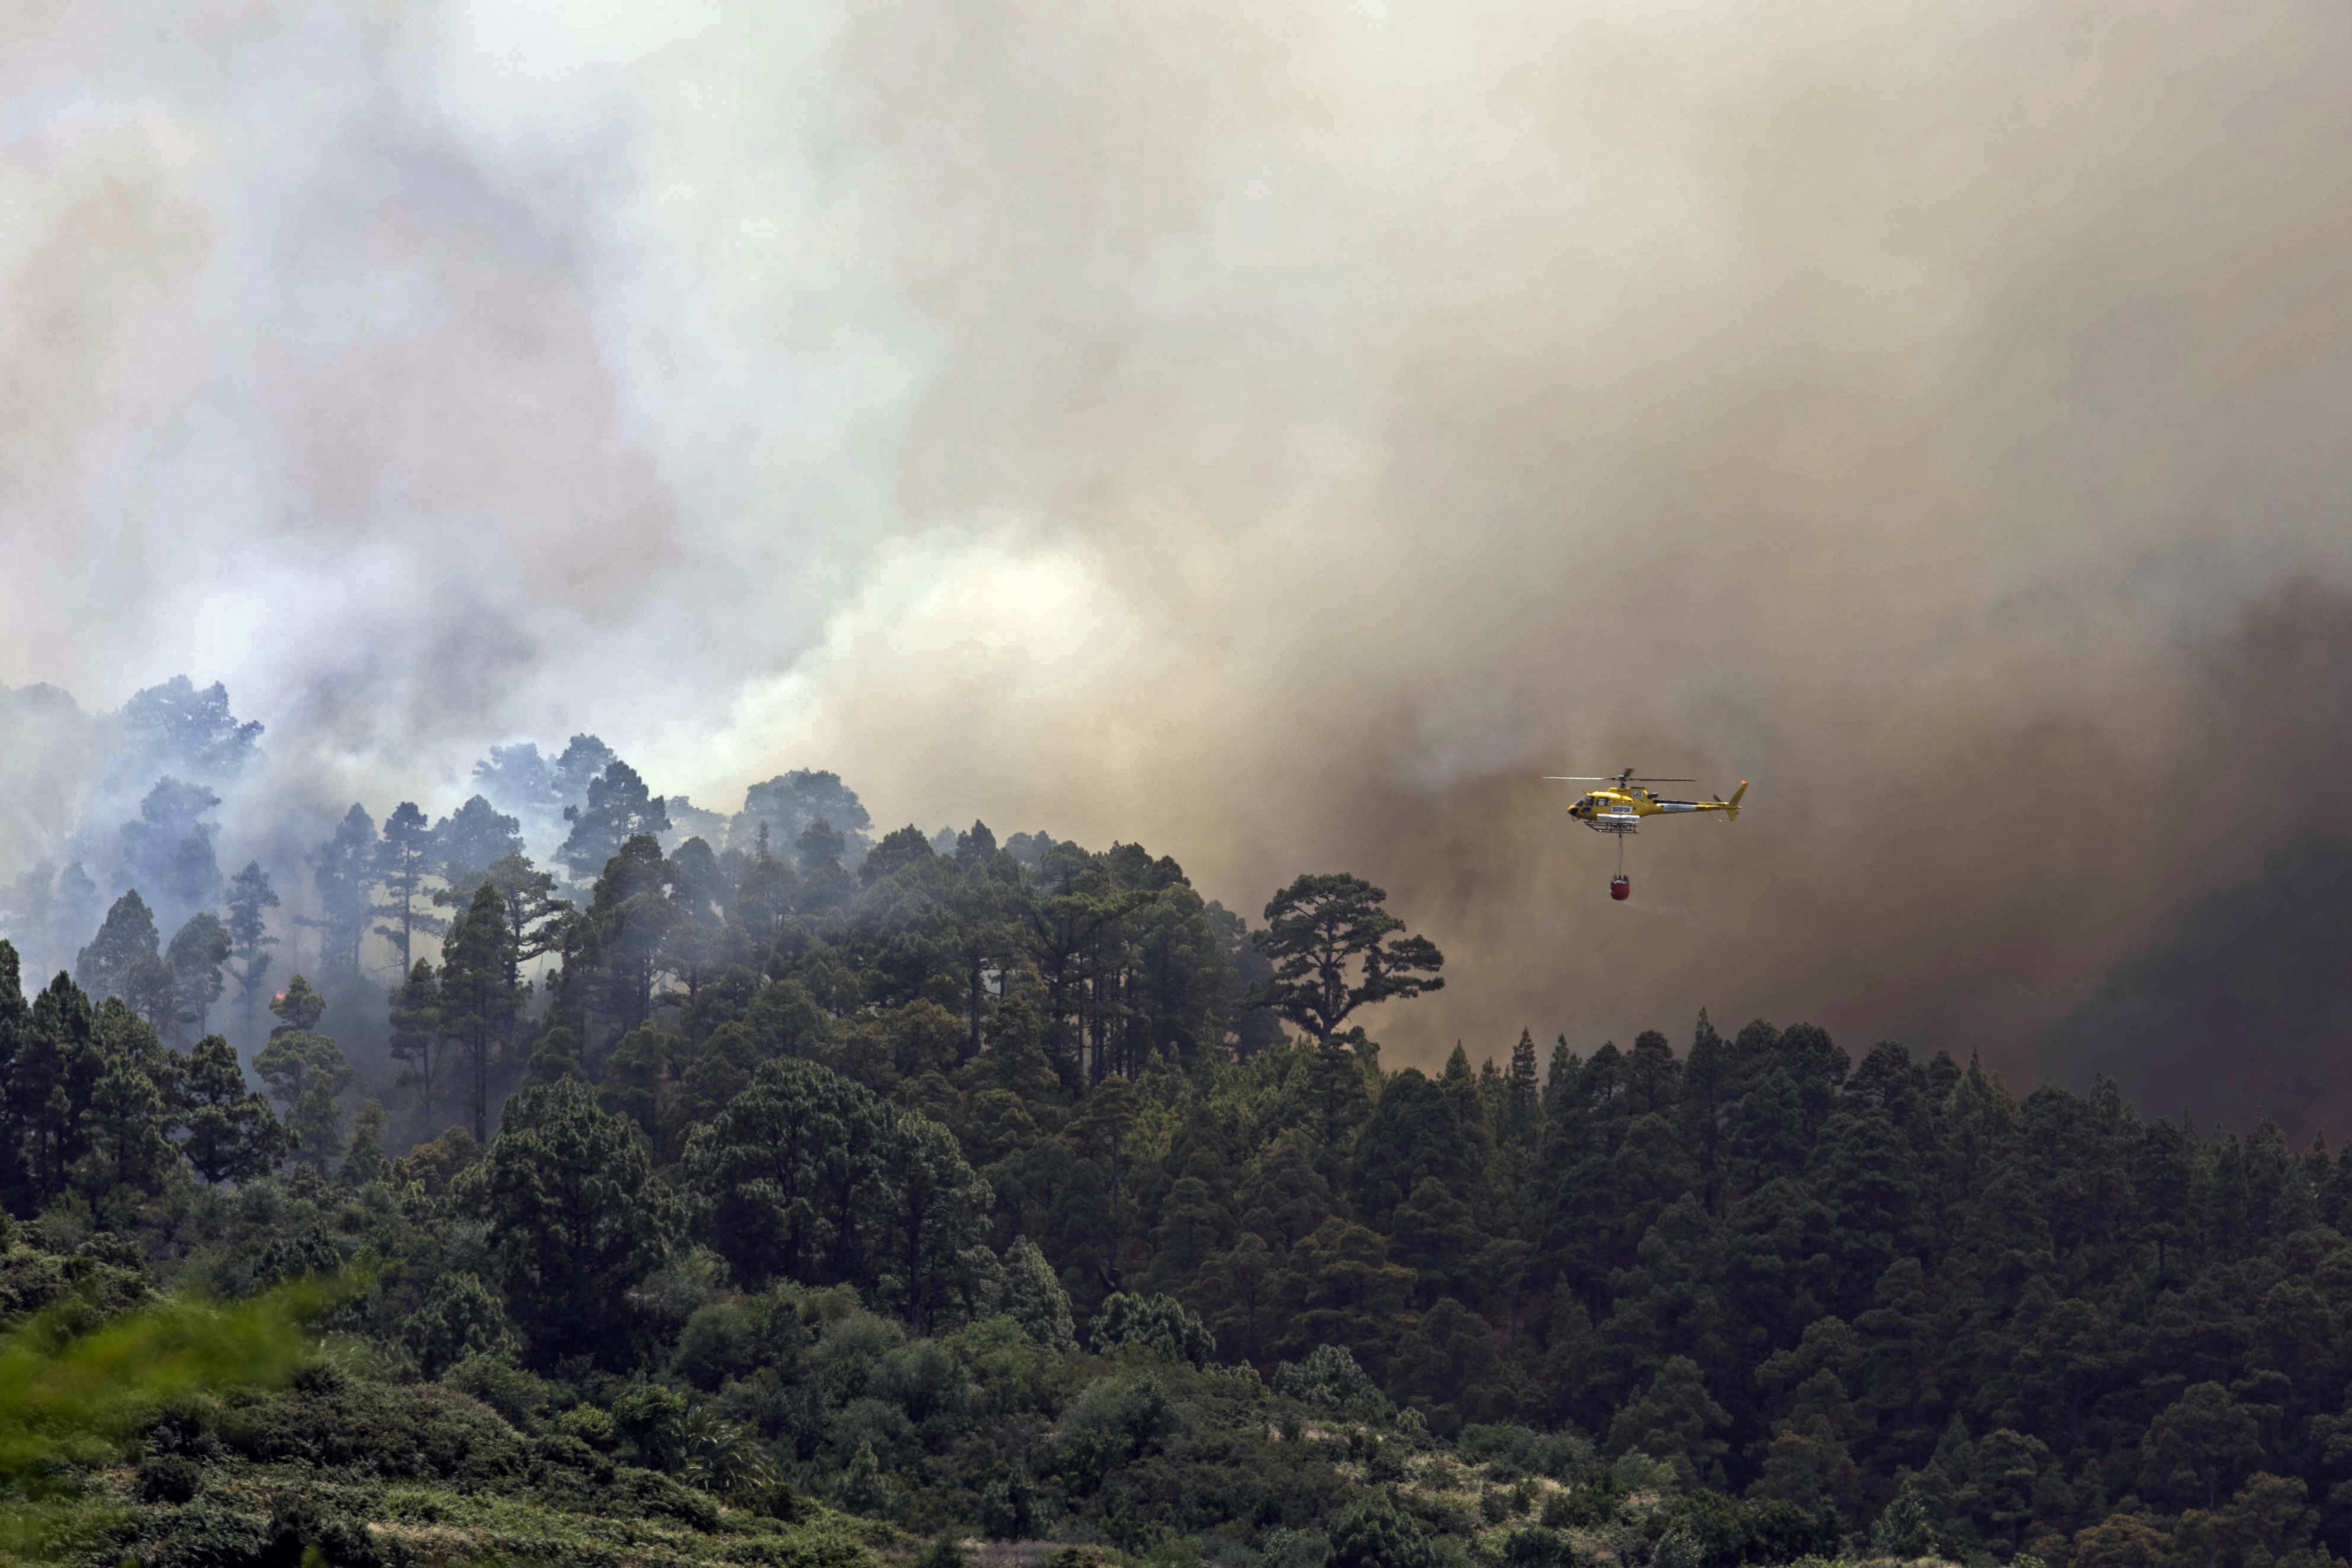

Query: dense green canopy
left=4, top=810, right=2349, bottom=1568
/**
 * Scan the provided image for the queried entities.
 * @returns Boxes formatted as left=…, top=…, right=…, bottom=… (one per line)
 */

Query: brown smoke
left=779, top=0, right=2352, bottom=1091
left=4, top=2, right=2351, bottom=1119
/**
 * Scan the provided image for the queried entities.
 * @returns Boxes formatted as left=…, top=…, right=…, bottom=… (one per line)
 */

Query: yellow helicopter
left=1543, top=770, right=1748, bottom=899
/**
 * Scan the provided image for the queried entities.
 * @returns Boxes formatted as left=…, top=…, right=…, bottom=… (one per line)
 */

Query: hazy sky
left=5, top=0, right=2350, bottom=1114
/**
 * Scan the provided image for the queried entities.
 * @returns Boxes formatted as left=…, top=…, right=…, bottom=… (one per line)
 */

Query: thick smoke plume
left=4, top=1, right=2351, bottom=1127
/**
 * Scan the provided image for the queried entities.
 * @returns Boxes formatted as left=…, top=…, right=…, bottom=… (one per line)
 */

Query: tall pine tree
left=440, top=882, right=523, bottom=1143
left=73, top=890, right=160, bottom=1004
left=165, top=912, right=230, bottom=1046
left=304, top=805, right=376, bottom=979
left=223, top=860, right=279, bottom=1051
left=372, top=802, right=446, bottom=971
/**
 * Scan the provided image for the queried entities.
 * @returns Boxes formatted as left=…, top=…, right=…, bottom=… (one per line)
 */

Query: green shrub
left=676, top=1299, right=770, bottom=1390
left=1273, top=1346, right=1383, bottom=1417
left=1740, top=1500, right=1843, bottom=1567
left=0, top=1244, right=72, bottom=1326
left=551, top=1401, right=620, bottom=1451
left=612, top=1379, right=690, bottom=1468
left=1502, top=1528, right=1572, bottom=1568
left=262, top=1495, right=388, bottom=1568
left=536, top=1429, right=616, bottom=1482
left=289, top=1357, right=347, bottom=1395
left=405, top=1271, right=515, bottom=1377
left=250, top=1227, right=344, bottom=1292
left=1262, top=1528, right=1335, bottom=1568
left=1093, top=1293, right=1217, bottom=1367
left=130, top=1493, right=377, bottom=1568
left=442, top=1351, right=562, bottom=1432
left=747, top=1477, right=809, bottom=1525
left=135, top=1453, right=204, bottom=1504
left=1541, top=1487, right=1617, bottom=1529
left=1611, top=1453, right=1677, bottom=1496
left=142, top=1396, right=227, bottom=1463
left=1330, top=1491, right=1435, bottom=1568
left=1648, top=1492, right=1841, bottom=1568
left=977, top=1462, right=1034, bottom=1539
left=135, top=1497, right=273, bottom=1568
left=220, top=1377, right=529, bottom=1485
left=837, top=1437, right=897, bottom=1517
left=613, top=1463, right=725, bottom=1529
left=1652, top=1533, right=1703, bottom=1568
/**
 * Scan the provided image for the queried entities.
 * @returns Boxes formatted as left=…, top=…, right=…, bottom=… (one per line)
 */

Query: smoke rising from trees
left=4, top=2, right=2351, bottom=1125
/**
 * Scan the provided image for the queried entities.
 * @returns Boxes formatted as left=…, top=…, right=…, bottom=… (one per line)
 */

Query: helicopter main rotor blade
left=1542, top=776, right=1615, bottom=781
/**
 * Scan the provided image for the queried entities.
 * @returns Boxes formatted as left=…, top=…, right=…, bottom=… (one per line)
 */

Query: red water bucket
left=1610, top=875, right=1630, bottom=900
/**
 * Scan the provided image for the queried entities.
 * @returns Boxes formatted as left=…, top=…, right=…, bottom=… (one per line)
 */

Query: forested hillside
left=4, top=799, right=2349, bottom=1568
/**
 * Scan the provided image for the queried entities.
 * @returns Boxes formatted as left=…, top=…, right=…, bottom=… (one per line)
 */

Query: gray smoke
left=4, top=1, right=2351, bottom=1118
